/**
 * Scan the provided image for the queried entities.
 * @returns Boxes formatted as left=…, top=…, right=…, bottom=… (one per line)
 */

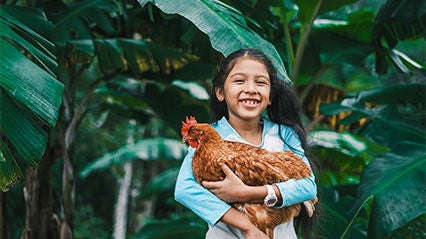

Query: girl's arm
left=203, top=163, right=315, bottom=207
left=221, top=208, right=270, bottom=239
left=174, top=147, right=231, bottom=225
left=202, top=126, right=317, bottom=207
left=203, top=164, right=275, bottom=204
left=175, top=148, right=269, bottom=238
left=275, top=125, right=317, bottom=208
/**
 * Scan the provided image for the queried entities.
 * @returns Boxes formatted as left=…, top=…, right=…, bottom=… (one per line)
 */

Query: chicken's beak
left=181, top=136, right=187, bottom=143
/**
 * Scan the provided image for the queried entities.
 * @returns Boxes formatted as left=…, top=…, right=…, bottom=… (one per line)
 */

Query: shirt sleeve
left=174, top=147, right=232, bottom=226
left=274, top=126, right=317, bottom=208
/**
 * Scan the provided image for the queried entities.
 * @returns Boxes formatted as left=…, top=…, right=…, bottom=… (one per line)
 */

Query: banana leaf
left=310, top=130, right=389, bottom=185
left=0, top=7, right=64, bottom=191
left=372, top=0, right=426, bottom=74
left=137, top=0, right=291, bottom=83
left=43, top=0, right=119, bottom=42
left=344, top=142, right=426, bottom=238
left=80, top=137, right=187, bottom=178
left=319, top=83, right=426, bottom=237
left=57, top=39, right=198, bottom=80
left=298, top=0, right=359, bottom=24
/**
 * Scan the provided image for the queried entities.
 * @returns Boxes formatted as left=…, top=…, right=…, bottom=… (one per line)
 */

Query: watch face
left=266, top=195, right=278, bottom=207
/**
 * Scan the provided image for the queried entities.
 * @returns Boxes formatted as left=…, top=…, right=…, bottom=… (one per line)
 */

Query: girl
left=175, top=48, right=317, bottom=239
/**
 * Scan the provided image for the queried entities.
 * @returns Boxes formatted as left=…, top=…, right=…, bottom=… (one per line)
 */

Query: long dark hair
left=210, top=48, right=319, bottom=238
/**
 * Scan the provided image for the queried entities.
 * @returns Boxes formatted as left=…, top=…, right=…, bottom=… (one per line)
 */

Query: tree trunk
left=60, top=148, right=74, bottom=239
left=1, top=190, right=6, bottom=239
left=20, top=145, right=60, bottom=239
left=113, top=162, right=133, bottom=239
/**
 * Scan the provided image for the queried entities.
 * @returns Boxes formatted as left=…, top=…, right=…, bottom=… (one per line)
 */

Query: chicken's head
left=181, top=116, right=199, bottom=148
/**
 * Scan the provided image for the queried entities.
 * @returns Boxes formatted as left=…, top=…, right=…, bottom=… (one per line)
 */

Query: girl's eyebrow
left=229, top=72, right=269, bottom=79
left=228, top=72, right=245, bottom=77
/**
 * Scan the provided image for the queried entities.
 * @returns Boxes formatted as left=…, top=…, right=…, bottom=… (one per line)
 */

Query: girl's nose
left=244, top=81, right=258, bottom=94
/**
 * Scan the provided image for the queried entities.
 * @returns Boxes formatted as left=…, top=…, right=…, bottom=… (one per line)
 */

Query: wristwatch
left=264, top=185, right=278, bottom=207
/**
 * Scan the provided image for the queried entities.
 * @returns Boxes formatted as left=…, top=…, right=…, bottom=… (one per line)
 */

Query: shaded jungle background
left=0, top=0, right=425, bottom=239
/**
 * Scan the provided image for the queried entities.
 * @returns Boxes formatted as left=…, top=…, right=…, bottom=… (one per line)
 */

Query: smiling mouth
left=240, top=99, right=260, bottom=105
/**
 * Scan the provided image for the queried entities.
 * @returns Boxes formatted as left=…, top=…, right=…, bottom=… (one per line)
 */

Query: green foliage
left=4, top=185, right=25, bottom=239
left=354, top=142, right=425, bottom=238
left=56, top=38, right=199, bottom=79
left=373, top=0, right=426, bottom=74
left=44, top=0, right=119, bottom=42
left=388, top=214, right=426, bottom=239
left=139, top=167, right=179, bottom=197
left=298, top=0, right=359, bottom=24
left=2, top=0, right=425, bottom=238
left=138, top=0, right=291, bottom=83
left=319, top=83, right=426, bottom=238
left=310, top=130, right=389, bottom=185
left=80, top=138, right=186, bottom=178
left=321, top=84, right=425, bottom=147
left=316, top=185, right=368, bottom=239
left=74, top=205, right=111, bottom=239
left=0, top=5, right=64, bottom=191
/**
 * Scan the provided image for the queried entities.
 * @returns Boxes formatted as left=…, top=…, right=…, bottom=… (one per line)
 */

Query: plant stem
left=292, top=0, right=323, bottom=81
left=282, top=8, right=295, bottom=77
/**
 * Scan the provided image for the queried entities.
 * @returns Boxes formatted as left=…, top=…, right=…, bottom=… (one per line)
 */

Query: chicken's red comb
left=181, top=116, right=197, bottom=136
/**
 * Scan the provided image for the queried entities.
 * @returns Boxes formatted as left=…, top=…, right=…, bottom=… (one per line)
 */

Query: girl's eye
left=256, top=80, right=268, bottom=85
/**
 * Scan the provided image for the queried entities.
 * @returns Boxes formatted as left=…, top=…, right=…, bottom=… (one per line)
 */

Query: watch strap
left=266, top=185, right=275, bottom=196
left=264, top=185, right=278, bottom=207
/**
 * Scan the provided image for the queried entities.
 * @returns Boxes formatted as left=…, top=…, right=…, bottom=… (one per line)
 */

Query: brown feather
left=185, top=123, right=314, bottom=238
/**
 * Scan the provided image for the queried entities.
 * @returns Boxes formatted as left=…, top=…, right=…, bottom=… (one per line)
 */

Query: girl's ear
left=215, top=87, right=225, bottom=102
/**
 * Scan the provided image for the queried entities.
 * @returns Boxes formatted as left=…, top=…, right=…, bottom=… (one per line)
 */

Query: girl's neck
left=227, top=117, right=263, bottom=145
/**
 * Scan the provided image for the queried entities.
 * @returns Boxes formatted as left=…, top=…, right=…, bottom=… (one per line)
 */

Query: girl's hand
left=220, top=207, right=270, bottom=239
left=202, top=164, right=249, bottom=202
left=243, top=224, right=270, bottom=239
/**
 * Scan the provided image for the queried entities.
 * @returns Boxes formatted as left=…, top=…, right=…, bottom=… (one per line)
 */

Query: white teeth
left=242, top=100, right=258, bottom=105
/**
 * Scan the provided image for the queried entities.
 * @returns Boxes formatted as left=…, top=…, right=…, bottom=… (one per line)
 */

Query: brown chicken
left=181, top=116, right=316, bottom=238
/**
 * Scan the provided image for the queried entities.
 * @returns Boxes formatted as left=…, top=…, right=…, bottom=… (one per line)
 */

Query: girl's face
left=215, top=57, right=271, bottom=122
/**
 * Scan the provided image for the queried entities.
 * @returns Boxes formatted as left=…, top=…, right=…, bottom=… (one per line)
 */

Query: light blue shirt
left=174, top=117, right=317, bottom=226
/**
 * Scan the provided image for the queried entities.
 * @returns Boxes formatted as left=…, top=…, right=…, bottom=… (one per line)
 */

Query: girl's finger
left=220, top=164, right=234, bottom=176
left=202, top=180, right=219, bottom=189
